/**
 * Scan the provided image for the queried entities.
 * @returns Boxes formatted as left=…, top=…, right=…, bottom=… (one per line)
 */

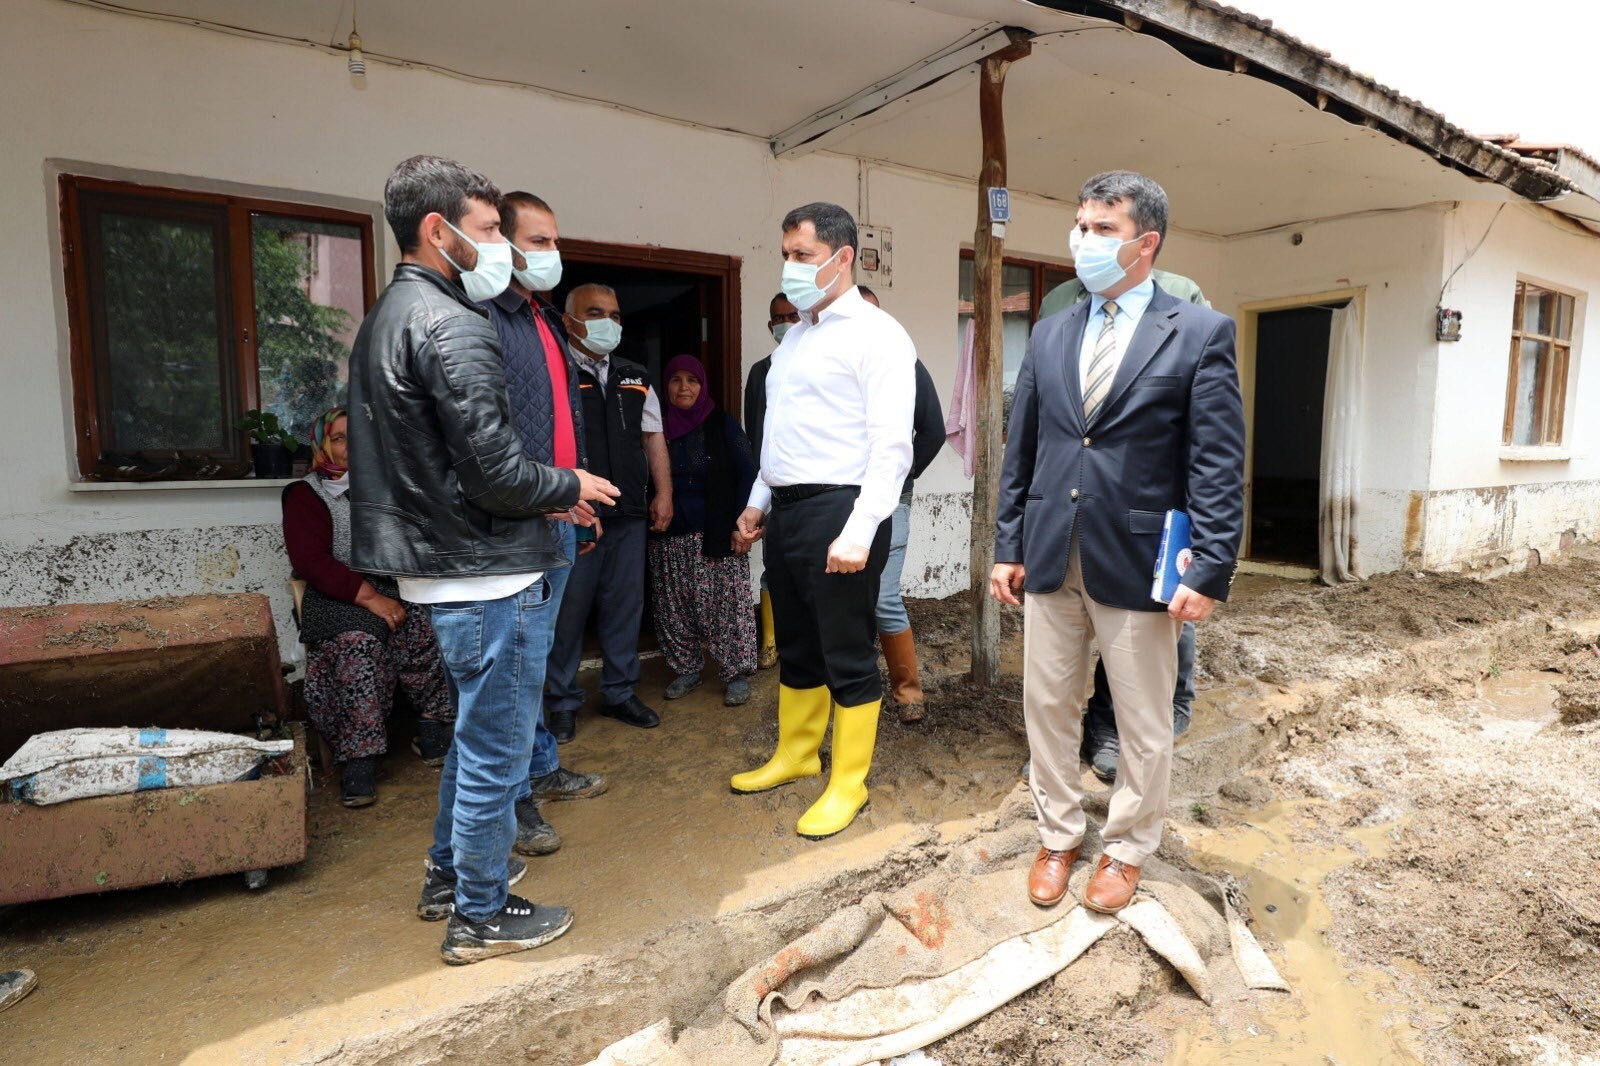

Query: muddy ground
left=4, top=553, right=1599, bottom=1064
left=927, top=551, right=1600, bottom=1066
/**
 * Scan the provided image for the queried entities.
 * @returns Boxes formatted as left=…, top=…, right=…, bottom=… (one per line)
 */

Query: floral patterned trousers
left=303, top=604, right=454, bottom=762
left=648, top=533, right=758, bottom=683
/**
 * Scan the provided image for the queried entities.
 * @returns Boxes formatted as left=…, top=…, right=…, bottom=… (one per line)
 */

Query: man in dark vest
left=545, top=282, right=673, bottom=740
left=481, top=191, right=610, bottom=859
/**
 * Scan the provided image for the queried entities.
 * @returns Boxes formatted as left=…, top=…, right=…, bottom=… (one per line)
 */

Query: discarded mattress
left=0, top=727, right=293, bottom=805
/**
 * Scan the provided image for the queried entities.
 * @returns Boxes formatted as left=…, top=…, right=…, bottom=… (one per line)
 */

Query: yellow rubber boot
left=730, top=684, right=829, bottom=794
left=758, top=590, right=779, bottom=670
left=796, top=699, right=880, bottom=840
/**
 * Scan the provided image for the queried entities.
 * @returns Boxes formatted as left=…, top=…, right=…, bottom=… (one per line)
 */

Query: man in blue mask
left=732, top=202, right=917, bottom=841
left=478, top=191, right=610, bottom=859
left=992, top=171, right=1245, bottom=915
left=544, top=284, right=673, bottom=741
left=744, top=292, right=801, bottom=670
left=348, top=155, right=620, bottom=964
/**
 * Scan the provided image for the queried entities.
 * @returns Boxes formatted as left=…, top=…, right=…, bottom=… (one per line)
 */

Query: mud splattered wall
left=0, top=526, right=300, bottom=664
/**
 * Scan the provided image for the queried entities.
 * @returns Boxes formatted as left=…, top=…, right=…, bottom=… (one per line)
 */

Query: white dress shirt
left=749, top=284, right=916, bottom=550
left=573, top=350, right=664, bottom=433
left=1078, top=275, right=1156, bottom=394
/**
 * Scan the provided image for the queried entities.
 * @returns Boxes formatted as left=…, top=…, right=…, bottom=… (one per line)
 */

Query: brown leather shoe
left=1083, top=854, right=1141, bottom=913
left=1027, top=845, right=1080, bottom=907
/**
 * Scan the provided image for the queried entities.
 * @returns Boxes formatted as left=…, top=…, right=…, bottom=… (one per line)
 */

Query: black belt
left=770, top=483, right=854, bottom=504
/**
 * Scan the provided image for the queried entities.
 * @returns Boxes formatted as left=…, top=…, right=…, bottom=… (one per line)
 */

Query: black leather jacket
left=347, top=263, right=580, bottom=578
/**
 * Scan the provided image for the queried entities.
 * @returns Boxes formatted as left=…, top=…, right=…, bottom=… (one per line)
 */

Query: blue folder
left=1150, top=510, right=1193, bottom=604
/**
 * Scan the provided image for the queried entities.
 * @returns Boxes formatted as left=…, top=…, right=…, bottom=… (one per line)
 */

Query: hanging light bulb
left=346, top=0, right=365, bottom=80
left=347, top=29, right=365, bottom=77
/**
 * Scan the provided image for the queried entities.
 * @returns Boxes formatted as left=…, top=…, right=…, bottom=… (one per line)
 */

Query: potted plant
left=237, top=410, right=300, bottom=479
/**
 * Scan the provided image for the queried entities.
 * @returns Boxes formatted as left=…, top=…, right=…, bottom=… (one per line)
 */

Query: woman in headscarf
left=281, top=408, right=455, bottom=807
left=650, top=355, right=760, bottom=706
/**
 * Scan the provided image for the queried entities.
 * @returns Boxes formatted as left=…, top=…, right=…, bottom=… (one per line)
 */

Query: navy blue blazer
left=994, top=285, right=1246, bottom=611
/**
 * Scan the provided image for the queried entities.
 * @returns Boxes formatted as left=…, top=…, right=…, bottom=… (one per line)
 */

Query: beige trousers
left=1023, top=545, right=1181, bottom=865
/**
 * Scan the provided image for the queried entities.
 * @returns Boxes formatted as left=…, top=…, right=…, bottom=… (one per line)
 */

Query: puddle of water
left=1169, top=802, right=1427, bottom=1065
left=1467, top=670, right=1559, bottom=740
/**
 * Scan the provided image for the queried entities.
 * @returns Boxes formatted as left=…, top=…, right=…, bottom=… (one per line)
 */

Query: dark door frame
left=558, top=238, right=743, bottom=414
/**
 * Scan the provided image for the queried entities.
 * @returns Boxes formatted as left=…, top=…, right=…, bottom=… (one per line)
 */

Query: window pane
left=1511, top=337, right=1546, bottom=445
left=1555, top=293, right=1575, bottom=340
left=252, top=215, right=363, bottom=443
left=1522, top=286, right=1555, bottom=336
left=99, top=211, right=227, bottom=452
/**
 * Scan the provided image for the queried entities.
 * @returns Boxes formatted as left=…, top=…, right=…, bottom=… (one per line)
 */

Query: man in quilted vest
left=480, top=192, right=610, bottom=859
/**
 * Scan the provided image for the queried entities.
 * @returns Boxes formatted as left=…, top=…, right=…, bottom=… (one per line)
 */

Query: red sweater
left=282, top=481, right=365, bottom=603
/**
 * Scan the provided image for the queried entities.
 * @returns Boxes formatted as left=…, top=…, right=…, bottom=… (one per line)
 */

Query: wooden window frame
left=957, top=248, right=1076, bottom=323
left=60, top=174, right=377, bottom=480
left=1502, top=278, right=1578, bottom=447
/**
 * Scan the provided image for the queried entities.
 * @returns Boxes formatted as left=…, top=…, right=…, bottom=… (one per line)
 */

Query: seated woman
left=650, top=355, right=760, bottom=706
left=281, top=408, right=454, bottom=807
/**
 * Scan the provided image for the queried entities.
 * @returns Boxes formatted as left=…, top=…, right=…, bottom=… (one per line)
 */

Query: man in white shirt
left=732, top=201, right=916, bottom=840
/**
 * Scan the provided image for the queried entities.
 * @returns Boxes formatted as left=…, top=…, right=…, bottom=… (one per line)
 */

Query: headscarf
left=309, top=407, right=348, bottom=478
left=662, top=355, right=716, bottom=441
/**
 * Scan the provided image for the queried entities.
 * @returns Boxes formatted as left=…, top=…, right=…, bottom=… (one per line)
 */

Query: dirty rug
left=587, top=791, right=1283, bottom=1066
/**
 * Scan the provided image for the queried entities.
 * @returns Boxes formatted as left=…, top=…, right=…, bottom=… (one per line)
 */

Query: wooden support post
left=970, top=32, right=1031, bottom=687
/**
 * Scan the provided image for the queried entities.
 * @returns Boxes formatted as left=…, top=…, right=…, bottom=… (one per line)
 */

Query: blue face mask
left=780, top=247, right=844, bottom=311
left=771, top=322, right=793, bottom=345
left=439, top=218, right=512, bottom=302
left=1069, top=227, right=1148, bottom=295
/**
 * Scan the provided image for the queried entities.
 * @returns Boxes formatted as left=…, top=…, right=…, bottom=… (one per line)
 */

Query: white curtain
left=1319, top=303, right=1363, bottom=584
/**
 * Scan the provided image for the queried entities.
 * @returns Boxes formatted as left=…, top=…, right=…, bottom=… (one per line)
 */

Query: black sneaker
left=411, top=720, right=453, bottom=767
left=528, top=766, right=609, bottom=801
left=600, top=695, right=660, bottom=729
left=514, top=797, right=563, bottom=856
left=1173, top=704, right=1193, bottom=738
left=547, top=707, right=577, bottom=745
left=1089, top=735, right=1120, bottom=785
left=417, top=857, right=527, bottom=921
left=441, top=894, right=574, bottom=966
left=340, top=757, right=377, bottom=808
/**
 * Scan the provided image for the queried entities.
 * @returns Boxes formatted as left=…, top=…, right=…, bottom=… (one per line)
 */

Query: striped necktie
left=1083, top=299, right=1120, bottom=420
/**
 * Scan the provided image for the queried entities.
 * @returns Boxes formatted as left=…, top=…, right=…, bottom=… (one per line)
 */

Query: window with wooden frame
left=1503, top=279, right=1577, bottom=447
left=956, top=251, right=1075, bottom=430
left=61, top=175, right=377, bottom=480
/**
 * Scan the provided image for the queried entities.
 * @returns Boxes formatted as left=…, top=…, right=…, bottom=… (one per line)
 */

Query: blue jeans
left=521, top=521, right=576, bottom=788
left=874, top=498, right=913, bottom=635
left=426, top=578, right=554, bottom=923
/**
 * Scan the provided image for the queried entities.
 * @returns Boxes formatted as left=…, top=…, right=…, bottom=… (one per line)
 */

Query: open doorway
left=546, top=238, right=742, bottom=661
left=1248, top=303, right=1342, bottom=567
left=552, top=239, right=742, bottom=413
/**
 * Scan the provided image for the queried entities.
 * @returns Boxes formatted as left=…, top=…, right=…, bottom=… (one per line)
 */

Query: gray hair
left=565, top=282, right=619, bottom=313
left=1079, top=171, right=1168, bottom=256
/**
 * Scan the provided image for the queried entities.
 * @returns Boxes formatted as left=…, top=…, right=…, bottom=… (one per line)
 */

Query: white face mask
left=780, top=246, right=844, bottom=311
left=576, top=317, right=622, bottom=355
left=512, top=247, right=562, bottom=292
left=771, top=322, right=793, bottom=345
left=439, top=218, right=512, bottom=302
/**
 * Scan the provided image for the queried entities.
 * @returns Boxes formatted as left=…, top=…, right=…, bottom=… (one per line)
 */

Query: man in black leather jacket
left=349, top=155, right=617, bottom=966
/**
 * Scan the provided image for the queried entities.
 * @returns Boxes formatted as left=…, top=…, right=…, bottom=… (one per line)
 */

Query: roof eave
left=1031, top=0, right=1576, bottom=204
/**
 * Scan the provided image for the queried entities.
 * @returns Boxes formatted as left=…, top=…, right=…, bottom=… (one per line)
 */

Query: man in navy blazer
left=991, top=171, right=1245, bottom=914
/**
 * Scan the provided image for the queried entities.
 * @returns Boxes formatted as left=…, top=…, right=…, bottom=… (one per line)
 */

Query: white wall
left=0, top=0, right=1060, bottom=655
left=1415, top=201, right=1600, bottom=568
left=1209, top=205, right=1451, bottom=574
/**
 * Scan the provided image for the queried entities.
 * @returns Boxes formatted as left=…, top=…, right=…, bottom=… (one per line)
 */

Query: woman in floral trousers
left=282, top=408, right=454, bottom=807
left=650, top=355, right=760, bottom=706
